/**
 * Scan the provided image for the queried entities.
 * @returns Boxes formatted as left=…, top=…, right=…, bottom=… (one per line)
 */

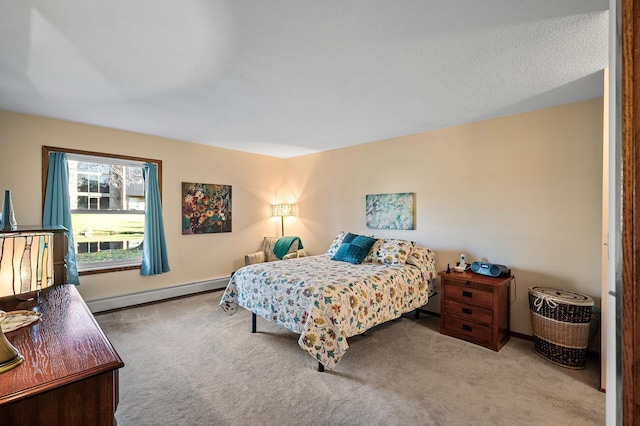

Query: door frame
left=621, top=0, right=639, bottom=423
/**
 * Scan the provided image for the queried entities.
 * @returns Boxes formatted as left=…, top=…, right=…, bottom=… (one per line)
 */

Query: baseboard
left=86, top=276, right=230, bottom=314
left=510, top=331, right=533, bottom=341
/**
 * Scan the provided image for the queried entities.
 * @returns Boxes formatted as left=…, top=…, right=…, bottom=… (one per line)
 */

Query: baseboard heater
left=87, top=276, right=230, bottom=313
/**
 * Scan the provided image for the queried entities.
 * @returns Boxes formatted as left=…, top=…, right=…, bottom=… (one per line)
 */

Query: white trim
left=67, top=152, right=146, bottom=168
left=76, top=246, right=144, bottom=272
left=86, top=277, right=230, bottom=313
left=78, top=258, right=142, bottom=273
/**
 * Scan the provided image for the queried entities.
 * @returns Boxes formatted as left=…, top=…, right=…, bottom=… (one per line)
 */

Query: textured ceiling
left=0, top=1, right=609, bottom=158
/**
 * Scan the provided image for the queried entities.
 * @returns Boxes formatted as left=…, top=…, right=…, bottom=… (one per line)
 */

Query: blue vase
left=1, top=190, right=17, bottom=231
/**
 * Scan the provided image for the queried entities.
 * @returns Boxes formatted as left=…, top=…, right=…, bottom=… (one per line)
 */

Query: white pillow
left=325, top=231, right=347, bottom=256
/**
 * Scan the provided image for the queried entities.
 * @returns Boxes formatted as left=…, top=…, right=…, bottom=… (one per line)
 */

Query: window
left=42, top=147, right=162, bottom=275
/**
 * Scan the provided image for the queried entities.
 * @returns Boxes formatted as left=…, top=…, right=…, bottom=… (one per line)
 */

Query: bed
left=220, top=233, right=436, bottom=370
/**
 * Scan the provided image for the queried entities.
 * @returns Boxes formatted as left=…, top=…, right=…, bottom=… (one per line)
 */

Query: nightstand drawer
left=443, top=316, right=493, bottom=346
left=443, top=282, right=493, bottom=308
left=444, top=299, right=493, bottom=326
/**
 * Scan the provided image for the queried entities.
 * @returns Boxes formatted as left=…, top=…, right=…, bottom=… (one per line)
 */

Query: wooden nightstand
left=439, top=270, right=511, bottom=351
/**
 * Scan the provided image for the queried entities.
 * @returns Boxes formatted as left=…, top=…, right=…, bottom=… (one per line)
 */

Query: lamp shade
left=0, top=232, right=54, bottom=299
left=272, top=204, right=294, bottom=217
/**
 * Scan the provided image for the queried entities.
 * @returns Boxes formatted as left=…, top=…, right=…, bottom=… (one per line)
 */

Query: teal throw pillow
left=331, top=233, right=377, bottom=264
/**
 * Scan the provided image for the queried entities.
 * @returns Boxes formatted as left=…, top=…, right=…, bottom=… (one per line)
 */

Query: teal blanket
left=273, top=236, right=303, bottom=259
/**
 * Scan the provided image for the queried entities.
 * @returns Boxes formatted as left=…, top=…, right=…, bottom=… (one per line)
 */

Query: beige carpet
left=96, top=290, right=604, bottom=426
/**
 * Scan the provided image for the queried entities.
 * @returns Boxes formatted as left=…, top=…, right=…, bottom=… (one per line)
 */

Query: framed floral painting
left=365, top=192, right=415, bottom=230
left=182, top=182, right=232, bottom=234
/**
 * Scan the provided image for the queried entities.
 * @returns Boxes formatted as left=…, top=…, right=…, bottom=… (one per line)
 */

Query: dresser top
left=0, top=285, right=123, bottom=405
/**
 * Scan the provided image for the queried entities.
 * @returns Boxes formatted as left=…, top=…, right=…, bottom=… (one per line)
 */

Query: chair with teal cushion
left=244, top=236, right=306, bottom=266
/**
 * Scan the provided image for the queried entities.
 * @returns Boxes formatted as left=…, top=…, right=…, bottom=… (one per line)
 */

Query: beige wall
left=0, top=110, right=286, bottom=302
left=0, top=98, right=603, bottom=335
left=286, top=98, right=603, bottom=335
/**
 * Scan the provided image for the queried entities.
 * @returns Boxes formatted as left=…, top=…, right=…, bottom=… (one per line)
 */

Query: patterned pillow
left=325, top=231, right=347, bottom=256
left=371, top=238, right=415, bottom=265
left=332, top=233, right=378, bottom=264
left=405, top=246, right=436, bottom=280
left=363, top=239, right=383, bottom=263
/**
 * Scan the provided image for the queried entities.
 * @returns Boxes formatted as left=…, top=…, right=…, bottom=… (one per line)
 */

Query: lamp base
left=0, top=313, right=25, bottom=374
left=0, top=352, right=23, bottom=374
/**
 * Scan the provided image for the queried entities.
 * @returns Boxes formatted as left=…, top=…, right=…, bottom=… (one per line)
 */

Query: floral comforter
left=219, top=249, right=436, bottom=370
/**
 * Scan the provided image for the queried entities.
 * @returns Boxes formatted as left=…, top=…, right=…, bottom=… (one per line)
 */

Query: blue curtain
left=141, top=162, right=170, bottom=275
left=43, top=152, right=80, bottom=284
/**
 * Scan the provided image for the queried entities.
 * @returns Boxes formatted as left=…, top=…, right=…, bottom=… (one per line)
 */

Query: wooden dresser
left=0, top=284, right=124, bottom=425
left=439, top=270, right=511, bottom=351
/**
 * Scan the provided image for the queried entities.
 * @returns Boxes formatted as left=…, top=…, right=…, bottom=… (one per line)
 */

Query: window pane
left=100, top=241, right=124, bottom=250
left=72, top=213, right=144, bottom=265
left=71, top=159, right=145, bottom=266
left=126, top=167, right=144, bottom=197
left=99, top=197, right=109, bottom=210
left=89, top=176, right=98, bottom=193
left=78, top=175, right=88, bottom=192
left=99, top=175, right=109, bottom=193
left=77, top=196, right=88, bottom=209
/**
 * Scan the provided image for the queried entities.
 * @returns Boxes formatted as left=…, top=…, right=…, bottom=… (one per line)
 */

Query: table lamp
left=0, top=311, right=23, bottom=373
left=0, top=231, right=54, bottom=373
left=0, top=232, right=53, bottom=300
left=271, top=204, right=294, bottom=236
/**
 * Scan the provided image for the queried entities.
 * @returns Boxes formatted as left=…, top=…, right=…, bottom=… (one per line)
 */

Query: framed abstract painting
left=365, top=192, right=415, bottom=230
left=182, top=182, right=232, bottom=234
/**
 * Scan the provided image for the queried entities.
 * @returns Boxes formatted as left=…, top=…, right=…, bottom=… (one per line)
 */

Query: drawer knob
left=462, top=307, right=473, bottom=315
left=462, top=324, right=473, bottom=332
left=462, top=290, right=473, bottom=298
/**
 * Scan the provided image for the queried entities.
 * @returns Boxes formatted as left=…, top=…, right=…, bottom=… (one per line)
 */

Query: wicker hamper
left=528, top=287, right=594, bottom=369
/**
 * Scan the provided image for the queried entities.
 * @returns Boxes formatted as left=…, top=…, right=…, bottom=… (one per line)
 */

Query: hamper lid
left=528, top=286, right=594, bottom=306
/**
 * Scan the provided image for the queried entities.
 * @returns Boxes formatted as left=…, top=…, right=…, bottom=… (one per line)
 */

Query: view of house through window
left=67, top=153, right=146, bottom=271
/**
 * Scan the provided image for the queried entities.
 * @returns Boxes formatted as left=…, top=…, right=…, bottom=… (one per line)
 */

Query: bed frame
left=250, top=300, right=437, bottom=372
left=250, top=312, right=328, bottom=370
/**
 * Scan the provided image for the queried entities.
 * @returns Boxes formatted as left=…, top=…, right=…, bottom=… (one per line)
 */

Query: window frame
left=42, top=146, right=162, bottom=276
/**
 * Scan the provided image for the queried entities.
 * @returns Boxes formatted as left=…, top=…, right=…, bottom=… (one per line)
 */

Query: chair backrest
left=263, top=237, right=300, bottom=262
